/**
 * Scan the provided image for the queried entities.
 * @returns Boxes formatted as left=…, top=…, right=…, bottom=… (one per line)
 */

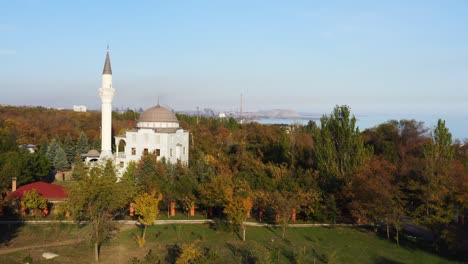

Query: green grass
left=0, top=223, right=461, bottom=263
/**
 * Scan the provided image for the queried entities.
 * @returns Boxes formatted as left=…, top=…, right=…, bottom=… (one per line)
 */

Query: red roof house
left=9, top=182, right=68, bottom=201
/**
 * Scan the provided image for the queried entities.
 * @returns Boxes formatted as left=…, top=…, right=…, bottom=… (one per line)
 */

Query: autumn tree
left=198, top=174, right=234, bottom=216
left=68, top=160, right=131, bottom=262
left=224, top=196, right=253, bottom=241
left=133, top=190, right=163, bottom=247
left=271, top=191, right=297, bottom=239
left=347, top=157, right=397, bottom=224
left=22, top=189, right=48, bottom=215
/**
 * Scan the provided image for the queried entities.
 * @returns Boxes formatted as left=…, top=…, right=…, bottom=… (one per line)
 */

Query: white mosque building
left=96, top=49, right=189, bottom=173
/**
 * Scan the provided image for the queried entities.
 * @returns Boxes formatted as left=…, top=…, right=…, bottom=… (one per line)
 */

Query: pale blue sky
left=0, top=1, right=467, bottom=138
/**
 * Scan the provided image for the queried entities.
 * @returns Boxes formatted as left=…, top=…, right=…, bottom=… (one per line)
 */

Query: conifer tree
left=46, top=139, right=59, bottom=163
left=76, top=131, right=89, bottom=155
left=64, top=135, right=76, bottom=165
left=54, top=145, right=69, bottom=170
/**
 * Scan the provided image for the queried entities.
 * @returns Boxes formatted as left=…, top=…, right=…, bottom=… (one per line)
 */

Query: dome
left=85, top=149, right=100, bottom=157
left=138, top=105, right=178, bottom=123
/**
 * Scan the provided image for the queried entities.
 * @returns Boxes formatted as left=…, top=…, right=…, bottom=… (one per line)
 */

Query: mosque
left=96, top=49, right=189, bottom=174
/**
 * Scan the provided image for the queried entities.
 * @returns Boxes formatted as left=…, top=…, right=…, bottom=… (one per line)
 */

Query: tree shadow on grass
left=265, top=226, right=282, bottom=240
left=0, top=223, right=22, bottom=247
left=0, top=204, right=23, bottom=247
left=373, top=256, right=404, bottom=264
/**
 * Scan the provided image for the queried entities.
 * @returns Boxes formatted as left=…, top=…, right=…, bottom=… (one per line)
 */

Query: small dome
left=86, top=149, right=100, bottom=156
left=138, top=105, right=178, bottom=123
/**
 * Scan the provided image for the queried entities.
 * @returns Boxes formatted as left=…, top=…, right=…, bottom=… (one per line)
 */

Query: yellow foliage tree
left=224, top=197, right=253, bottom=241
left=22, top=189, right=47, bottom=215
left=133, top=190, right=163, bottom=247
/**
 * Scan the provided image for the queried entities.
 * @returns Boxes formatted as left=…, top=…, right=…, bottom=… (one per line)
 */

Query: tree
left=347, top=157, right=397, bottom=225
left=198, top=174, right=234, bottom=212
left=413, top=119, right=455, bottom=244
left=313, top=105, right=371, bottom=219
left=271, top=191, right=296, bottom=239
left=175, top=242, right=202, bottom=264
left=314, top=106, right=370, bottom=184
left=76, top=131, right=89, bottom=155
left=133, top=190, right=163, bottom=247
left=53, top=145, right=69, bottom=170
left=224, top=196, right=253, bottom=241
left=22, top=151, right=51, bottom=182
left=68, top=160, right=131, bottom=262
left=46, top=139, right=59, bottom=163
left=22, top=189, right=48, bottom=215
left=64, top=135, right=76, bottom=165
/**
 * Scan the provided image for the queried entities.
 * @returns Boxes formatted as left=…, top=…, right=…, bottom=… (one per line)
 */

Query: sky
left=1, top=1, right=467, bottom=138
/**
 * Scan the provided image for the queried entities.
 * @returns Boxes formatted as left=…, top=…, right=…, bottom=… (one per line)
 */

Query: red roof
left=10, top=182, right=68, bottom=200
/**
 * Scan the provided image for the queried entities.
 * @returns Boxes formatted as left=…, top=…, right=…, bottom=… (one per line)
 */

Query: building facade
left=95, top=48, right=189, bottom=174
left=114, top=105, right=189, bottom=173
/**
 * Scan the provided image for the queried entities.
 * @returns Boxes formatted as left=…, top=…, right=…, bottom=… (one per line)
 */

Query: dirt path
left=0, top=238, right=84, bottom=255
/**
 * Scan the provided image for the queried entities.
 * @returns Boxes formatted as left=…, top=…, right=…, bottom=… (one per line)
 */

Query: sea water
left=257, top=114, right=467, bottom=141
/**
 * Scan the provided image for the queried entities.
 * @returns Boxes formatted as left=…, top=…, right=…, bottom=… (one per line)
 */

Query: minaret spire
left=99, top=47, right=115, bottom=160
left=102, top=48, right=112, bottom=75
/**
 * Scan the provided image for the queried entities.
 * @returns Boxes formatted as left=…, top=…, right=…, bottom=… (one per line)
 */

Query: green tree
left=133, top=190, right=163, bottom=247
left=22, top=151, right=51, bottom=182
left=413, top=119, right=455, bottom=244
left=313, top=105, right=371, bottom=219
left=46, top=139, right=59, bottom=163
left=68, top=160, right=131, bottom=262
left=0, top=121, right=18, bottom=153
left=53, top=145, right=69, bottom=170
left=76, top=131, right=89, bottom=155
left=314, top=105, right=370, bottom=185
left=64, top=135, right=76, bottom=165
left=0, top=155, right=20, bottom=194
left=22, top=189, right=48, bottom=214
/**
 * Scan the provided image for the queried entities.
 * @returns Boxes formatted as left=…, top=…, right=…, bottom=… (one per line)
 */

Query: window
left=119, top=161, right=124, bottom=168
left=183, top=147, right=186, bottom=155
left=170, top=149, right=173, bottom=157
left=156, top=149, right=160, bottom=157
left=131, top=148, right=136, bottom=155
left=143, top=148, right=148, bottom=155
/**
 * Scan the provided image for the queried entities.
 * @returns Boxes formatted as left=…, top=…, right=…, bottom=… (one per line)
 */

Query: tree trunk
left=94, top=242, right=99, bottom=262
left=142, top=225, right=147, bottom=240
left=386, top=223, right=390, bottom=240
left=242, top=224, right=246, bottom=241
left=395, top=227, right=399, bottom=246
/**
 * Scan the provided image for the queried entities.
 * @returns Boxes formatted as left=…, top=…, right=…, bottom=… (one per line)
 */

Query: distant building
left=9, top=181, right=68, bottom=202
left=73, top=105, right=87, bottom=112
left=20, top=144, right=37, bottom=153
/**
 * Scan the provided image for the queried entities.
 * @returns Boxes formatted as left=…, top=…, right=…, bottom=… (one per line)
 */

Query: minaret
left=99, top=47, right=115, bottom=160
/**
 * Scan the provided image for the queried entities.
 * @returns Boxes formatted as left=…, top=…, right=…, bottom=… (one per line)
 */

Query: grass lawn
left=0, top=223, right=461, bottom=263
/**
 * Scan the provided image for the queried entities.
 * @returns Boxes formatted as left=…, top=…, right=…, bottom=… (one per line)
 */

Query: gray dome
left=86, top=149, right=100, bottom=157
left=138, top=105, right=178, bottom=123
